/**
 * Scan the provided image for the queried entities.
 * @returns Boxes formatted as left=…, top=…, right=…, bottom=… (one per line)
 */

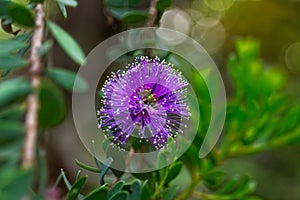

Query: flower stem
left=150, top=168, right=170, bottom=200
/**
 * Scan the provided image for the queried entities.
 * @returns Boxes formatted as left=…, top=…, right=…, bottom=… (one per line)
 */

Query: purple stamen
left=98, top=56, right=190, bottom=149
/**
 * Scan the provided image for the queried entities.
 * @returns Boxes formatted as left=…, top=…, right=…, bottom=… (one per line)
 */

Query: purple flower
left=98, top=56, right=190, bottom=149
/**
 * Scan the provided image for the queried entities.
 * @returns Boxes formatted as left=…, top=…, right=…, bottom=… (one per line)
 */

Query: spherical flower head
left=98, top=56, right=191, bottom=150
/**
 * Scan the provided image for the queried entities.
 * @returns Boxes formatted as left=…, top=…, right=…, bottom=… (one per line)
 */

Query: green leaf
left=91, top=141, right=115, bottom=184
left=107, top=181, right=124, bottom=200
left=47, top=68, right=88, bottom=93
left=57, top=2, right=67, bottom=18
left=85, top=184, right=108, bottom=200
left=123, top=10, right=148, bottom=24
left=8, top=3, right=35, bottom=27
left=110, top=168, right=124, bottom=179
left=233, top=177, right=256, bottom=197
left=279, top=106, right=300, bottom=132
left=167, top=53, right=194, bottom=80
left=215, top=175, right=256, bottom=196
left=164, top=161, right=182, bottom=186
left=75, top=170, right=81, bottom=181
left=107, top=7, right=128, bottom=20
left=0, top=39, right=26, bottom=55
left=0, top=104, right=26, bottom=120
left=215, top=176, right=240, bottom=194
left=204, top=171, right=226, bottom=188
left=67, top=176, right=87, bottom=200
left=0, top=120, right=24, bottom=142
left=263, top=69, right=285, bottom=91
left=104, top=0, right=144, bottom=8
left=0, top=1, right=10, bottom=18
left=91, top=139, right=105, bottom=169
left=157, top=137, right=177, bottom=168
left=0, top=54, right=28, bottom=70
left=162, top=186, right=180, bottom=200
left=156, top=0, right=173, bottom=12
left=37, top=149, right=48, bottom=196
left=0, top=168, right=33, bottom=199
left=60, top=169, right=72, bottom=190
left=47, top=20, right=85, bottom=65
left=107, top=7, right=148, bottom=24
left=13, top=32, right=32, bottom=43
left=1, top=69, right=10, bottom=77
left=38, top=40, right=53, bottom=56
left=56, top=0, right=78, bottom=7
left=0, top=77, right=30, bottom=108
left=99, top=157, right=114, bottom=185
left=236, top=39, right=260, bottom=61
left=38, top=80, right=66, bottom=128
left=75, top=159, right=101, bottom=173
left=243, top=196, right=263, bottom=200
left=140, top=181, right=151, bottom=200
left=106, top=145, right=125, bottom=178
left=128, top=180, right=141, bottom=200
left=110, top=191, right=129, bottom=200
left=0, top=139, right=22, bottom=163
left=131, top=172, right=152, bottom=181
left=30, top=0, right=44, bottom=3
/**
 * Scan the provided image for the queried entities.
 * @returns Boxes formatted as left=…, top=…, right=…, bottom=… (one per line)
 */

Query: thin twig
left=22, top=3, right=45, bottom=168
left=145, top=0, right=158, bottom=27
left=109, top=177, right=120, bottom=188
left=102, top=0, right=114, bottom=25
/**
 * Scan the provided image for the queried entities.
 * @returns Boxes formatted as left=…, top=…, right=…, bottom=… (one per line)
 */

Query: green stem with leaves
left=151, top=168, right=170, bottom=200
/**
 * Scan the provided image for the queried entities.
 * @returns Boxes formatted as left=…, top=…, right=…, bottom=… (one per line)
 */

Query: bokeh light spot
left=192, top=22, right=226, bottom=54
left=158, top=9, right=192, bottom=45
left=285, top=42, right=300, bottom=73
left=189, top=1, right=223, bottom=28
left=204, top=0, right=235, bottom=11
